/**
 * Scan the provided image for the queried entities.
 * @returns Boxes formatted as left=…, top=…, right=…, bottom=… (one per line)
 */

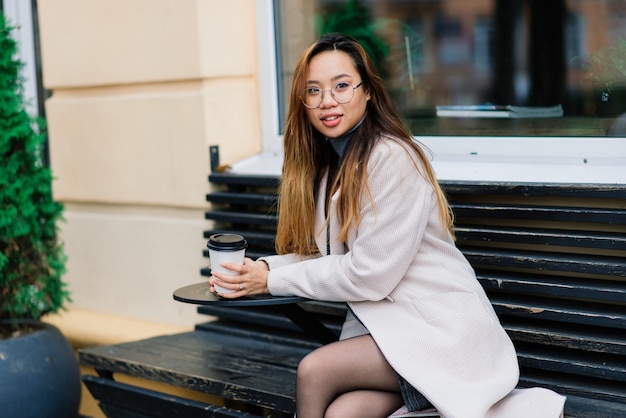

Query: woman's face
left=303, top=50, right=370, bottom=138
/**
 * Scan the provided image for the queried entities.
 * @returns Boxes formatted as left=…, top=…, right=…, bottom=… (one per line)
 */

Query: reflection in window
left=277, top=0, right=626, bottom=137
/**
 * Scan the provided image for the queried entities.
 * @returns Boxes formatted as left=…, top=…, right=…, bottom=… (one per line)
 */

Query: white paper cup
left=207, top=234, right=248, bottom=294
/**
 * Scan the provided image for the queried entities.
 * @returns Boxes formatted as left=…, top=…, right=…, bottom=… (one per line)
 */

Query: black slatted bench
left=80, top=173, right=626, bottom=418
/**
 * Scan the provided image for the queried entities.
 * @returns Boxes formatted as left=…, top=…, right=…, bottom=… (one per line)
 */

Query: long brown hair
left=276, top=33, right=453, bottom=255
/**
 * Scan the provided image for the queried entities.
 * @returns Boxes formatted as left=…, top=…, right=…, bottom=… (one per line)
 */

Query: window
left=2, top=0, right=41, bottom=118
left=252, top=0, right=626, bottom=183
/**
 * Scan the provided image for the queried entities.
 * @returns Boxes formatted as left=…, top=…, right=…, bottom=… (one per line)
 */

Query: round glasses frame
left=301, top=81, right=363, bottom=109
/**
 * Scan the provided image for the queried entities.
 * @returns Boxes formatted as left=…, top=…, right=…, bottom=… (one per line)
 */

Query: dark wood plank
left=451, top=204, right=626, bottom=225
left=196, top=305, right=343, bottom=342
left=203, top=229, right=275, bottom=247
left=491, top=297, right=626, bottom=329
left=563, top=395, right=626, bottom=418
left=478, top=273, right=626, bottom=304
left=455, top=226, right=626, bottom=250
left=83, top=375, right=255, bottom=418
left=194, top=321, right=321, bottom=350
left=208, top=173, right=280, bottom=187
left=520, top=370, right=626, bottom=408
left=502, top=319, right=626, bottom=355
left=206, top=191, right=278, bottom=206
left=517, top=345, right=626, bottom=382
left=463, top=249, right=626, bottom=276
left=98, top=405, right=151, bottom=418
left=205, top=210, right=277, bottom=226
left=441, top=182, right=626, bottom=199
left=208, top=176, right=626, bottom=199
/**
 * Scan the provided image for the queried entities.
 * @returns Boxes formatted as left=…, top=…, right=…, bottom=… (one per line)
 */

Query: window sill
left=229, top=137, right=626, bottom=185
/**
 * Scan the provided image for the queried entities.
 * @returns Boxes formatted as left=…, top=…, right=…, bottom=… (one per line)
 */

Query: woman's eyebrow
left=305, top=74, right=354, bottom=85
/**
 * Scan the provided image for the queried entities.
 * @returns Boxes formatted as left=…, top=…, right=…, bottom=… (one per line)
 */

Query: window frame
left=3, top=0, right=40, bottom=118
left=253, top=0, right=626, bottom=184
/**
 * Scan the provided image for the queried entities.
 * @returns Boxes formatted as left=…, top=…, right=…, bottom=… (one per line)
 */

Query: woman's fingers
left=211, top=259, right=269, bottom=297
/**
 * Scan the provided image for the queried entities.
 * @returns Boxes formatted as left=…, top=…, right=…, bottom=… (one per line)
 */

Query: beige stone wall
left=37, top=0, right=262, bottom=327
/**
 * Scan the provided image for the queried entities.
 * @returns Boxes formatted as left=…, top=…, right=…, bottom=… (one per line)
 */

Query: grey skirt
left=397, top=374, right=433, bottom=411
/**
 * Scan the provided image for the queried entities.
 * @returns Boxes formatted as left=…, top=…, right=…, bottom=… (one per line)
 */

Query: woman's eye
left=335, top=82, right=350, bottom=90
left=306, top=87, right=321, bottom=95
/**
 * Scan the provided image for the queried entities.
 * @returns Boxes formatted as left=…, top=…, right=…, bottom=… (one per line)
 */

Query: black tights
left=296, top=335, right=404, bottom=418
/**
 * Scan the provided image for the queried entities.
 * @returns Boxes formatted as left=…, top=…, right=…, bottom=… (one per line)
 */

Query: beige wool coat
left=263, top=137, right=565, bottom=418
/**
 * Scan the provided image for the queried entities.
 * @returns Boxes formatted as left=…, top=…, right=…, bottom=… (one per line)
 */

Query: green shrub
left=0, top=13, right=69, bottom=323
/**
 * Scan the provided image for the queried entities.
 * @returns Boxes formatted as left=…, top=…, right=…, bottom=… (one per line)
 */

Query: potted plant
left=0, top=13, right=80, bottom=418
left=581, top=37, right=626, bottom=116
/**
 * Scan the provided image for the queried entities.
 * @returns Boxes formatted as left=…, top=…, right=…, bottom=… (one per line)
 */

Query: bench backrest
left=203, top=173, right=626, bottom=412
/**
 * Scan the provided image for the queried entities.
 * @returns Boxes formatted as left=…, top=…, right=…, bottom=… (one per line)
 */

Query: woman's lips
left=320, top=113, right=343, bottom=127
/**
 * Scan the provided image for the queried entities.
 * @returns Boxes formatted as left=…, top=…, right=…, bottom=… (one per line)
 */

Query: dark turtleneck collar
left=327, top=114, right=366, bottom=159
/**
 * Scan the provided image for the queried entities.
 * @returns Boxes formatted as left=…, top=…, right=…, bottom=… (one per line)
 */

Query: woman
left=210, top=33, right=565, bottom=418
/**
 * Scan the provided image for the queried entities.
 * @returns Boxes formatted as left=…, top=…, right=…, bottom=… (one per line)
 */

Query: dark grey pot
left=0, top=319, right=81, bottom=418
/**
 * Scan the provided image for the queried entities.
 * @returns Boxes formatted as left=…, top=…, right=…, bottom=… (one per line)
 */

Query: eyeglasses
left=301, top=81, right=363, bottom=109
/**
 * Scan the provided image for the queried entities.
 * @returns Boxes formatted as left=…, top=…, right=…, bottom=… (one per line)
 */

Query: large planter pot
left=0, top=320, right=81, bottom=418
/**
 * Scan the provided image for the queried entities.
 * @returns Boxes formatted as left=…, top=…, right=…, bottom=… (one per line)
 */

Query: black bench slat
left=479, top=273, right=626, bottom=304
left=195, top=320, right=322, bottom=350
left=451, top=204, right=626, bottom=225
left=196, top=305, right=303, bottom=333
left=205, top=210, right=277, bottom=226
left=98, top=405, right=151, bottom=418
left=492, top=297, right=626, bottom=329
left=206, top=191, right=278, bottom=207
left=517, top=344, right=626, bottom=383
left=208, top=173, right=280, bottom=187
left=82, top=375, right=255, bottom=418
left=441, top=182, right=626, bottom=199
left=520, top=369, right=626, bottom=407
left=196, top=304, right=344, bottom=338
left=203, top=229, right=276, bottom=247
left=562, top=395, right=626, bottom=418
left=520, top=367, right=626, bottom=404
left=503, top=319, right=626, bottom=355
left=464, top=249, right=626, bottom=276
left=456, top=226, right=626, bottom=250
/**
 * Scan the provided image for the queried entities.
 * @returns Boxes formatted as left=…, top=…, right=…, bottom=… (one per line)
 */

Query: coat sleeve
left=258, top=253, right=319, bottom=270
left=267, top=139, right=443, bottom=301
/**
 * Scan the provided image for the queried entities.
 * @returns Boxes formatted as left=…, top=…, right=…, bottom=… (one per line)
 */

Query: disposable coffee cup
left=207, top=233, right=248, bottom=294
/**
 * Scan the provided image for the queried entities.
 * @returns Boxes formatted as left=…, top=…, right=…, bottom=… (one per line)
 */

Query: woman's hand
left=209, top=257, right=270, bottom=298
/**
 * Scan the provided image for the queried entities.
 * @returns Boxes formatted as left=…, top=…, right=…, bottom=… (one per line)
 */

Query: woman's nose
left=319, top=90, right=337, bottom=108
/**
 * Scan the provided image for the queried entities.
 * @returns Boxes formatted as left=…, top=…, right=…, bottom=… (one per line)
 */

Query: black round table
left=173, top=282, right=308, bottom=306
left=173, top=282, right=337, bottom=344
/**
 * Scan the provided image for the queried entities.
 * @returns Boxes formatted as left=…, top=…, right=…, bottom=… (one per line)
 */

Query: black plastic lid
left=206, top=234, right=248, bottom=251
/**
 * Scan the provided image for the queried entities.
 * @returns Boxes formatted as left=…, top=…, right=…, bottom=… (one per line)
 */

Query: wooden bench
left=79, top=173, right=626, bottom=418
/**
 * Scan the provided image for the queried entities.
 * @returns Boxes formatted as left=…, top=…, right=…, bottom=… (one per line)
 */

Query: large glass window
left=275, top=0, right=626, bottom=138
